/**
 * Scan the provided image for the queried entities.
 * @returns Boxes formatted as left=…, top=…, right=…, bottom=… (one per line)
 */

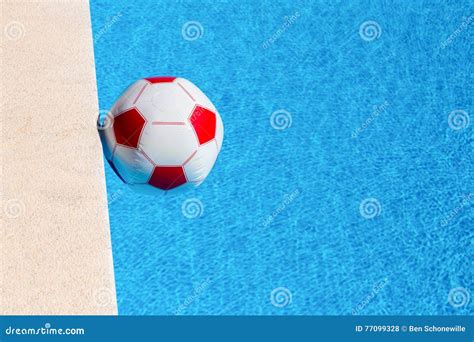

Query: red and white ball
left=98, top=76, right=223, bottom=193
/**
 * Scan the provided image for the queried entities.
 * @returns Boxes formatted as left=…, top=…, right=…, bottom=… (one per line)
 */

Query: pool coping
left=1, top=0, right=117, bottom=314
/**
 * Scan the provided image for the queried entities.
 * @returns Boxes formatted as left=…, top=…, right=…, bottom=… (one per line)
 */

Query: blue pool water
left=90, top=0, right=473, bottom=315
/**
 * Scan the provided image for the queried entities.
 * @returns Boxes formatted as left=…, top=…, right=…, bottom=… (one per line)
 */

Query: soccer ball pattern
left=99, top=76, right=223, bottom=192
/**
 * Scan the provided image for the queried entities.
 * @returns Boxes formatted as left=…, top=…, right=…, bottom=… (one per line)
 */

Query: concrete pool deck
left=1, top=0, right=117, bottom=314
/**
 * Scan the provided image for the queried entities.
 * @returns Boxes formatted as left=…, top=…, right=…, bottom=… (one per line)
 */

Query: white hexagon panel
left=112, top=145, right=154, bottom=184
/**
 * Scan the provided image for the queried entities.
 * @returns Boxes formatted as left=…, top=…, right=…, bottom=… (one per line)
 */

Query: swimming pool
left=90, top=0, right=473, bottom=315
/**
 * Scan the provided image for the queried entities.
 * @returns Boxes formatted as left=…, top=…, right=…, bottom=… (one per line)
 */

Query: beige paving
left=1, top=0, right=117, bottom=314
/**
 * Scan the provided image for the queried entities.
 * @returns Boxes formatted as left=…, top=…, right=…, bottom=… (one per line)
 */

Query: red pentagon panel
left=145, top=76, right=176, bottom=83
left=148, top=166, right=186, bottom=190
left=189, top=106, right=216, bottom=145
left=113, top=108, right=146, bottom=148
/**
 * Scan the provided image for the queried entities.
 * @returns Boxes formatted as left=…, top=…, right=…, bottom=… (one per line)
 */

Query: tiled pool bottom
left=90, top=0, right=473, bottom=315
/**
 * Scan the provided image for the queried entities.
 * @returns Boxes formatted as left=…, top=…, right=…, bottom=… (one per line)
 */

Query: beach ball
left=98, top=76, right=223, bottom=193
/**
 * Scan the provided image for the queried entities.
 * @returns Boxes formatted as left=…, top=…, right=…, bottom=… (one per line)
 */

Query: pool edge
left=1, top=0, right=117, bottom=314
